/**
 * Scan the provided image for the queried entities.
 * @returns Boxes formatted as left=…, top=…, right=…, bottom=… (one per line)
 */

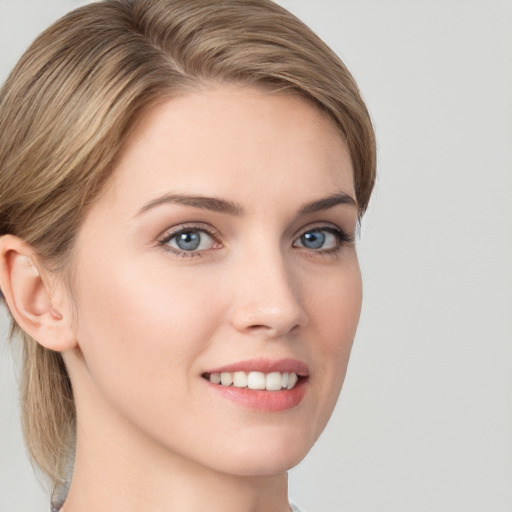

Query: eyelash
left=157, top=223, right=354, bottom=258
left=157, top=223, right=220, bottom=258
left=294, top=224, right=355, bottom=256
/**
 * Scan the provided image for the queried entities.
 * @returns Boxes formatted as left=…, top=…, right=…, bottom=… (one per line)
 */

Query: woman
left=0, top=0, right=376, bottom=510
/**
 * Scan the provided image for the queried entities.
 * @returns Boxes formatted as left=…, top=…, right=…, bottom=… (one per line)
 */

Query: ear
left=0, top=234, right=77, bottom=352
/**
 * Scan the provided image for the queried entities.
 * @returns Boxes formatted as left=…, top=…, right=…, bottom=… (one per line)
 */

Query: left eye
left=293, top=229, right=339, bottom=250
left=163, top=229, right=216, bottom=252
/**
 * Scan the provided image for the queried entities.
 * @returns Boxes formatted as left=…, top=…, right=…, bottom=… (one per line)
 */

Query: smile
left=202, top=359, right=309, bottom=411
left=204, top=371, right=300, bottom=391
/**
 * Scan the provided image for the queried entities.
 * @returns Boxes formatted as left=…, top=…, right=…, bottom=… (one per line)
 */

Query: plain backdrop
left=1, top=1, right=511, bottom=511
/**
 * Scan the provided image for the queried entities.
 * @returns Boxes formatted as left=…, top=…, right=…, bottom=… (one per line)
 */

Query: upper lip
left=204, top=358, right=309, bottom=377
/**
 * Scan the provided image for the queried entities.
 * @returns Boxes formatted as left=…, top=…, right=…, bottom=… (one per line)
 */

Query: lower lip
left=204, top=378, right=307, bottom=412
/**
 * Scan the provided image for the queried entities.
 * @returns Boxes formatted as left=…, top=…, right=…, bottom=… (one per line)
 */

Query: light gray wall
left=1, top=1, right=511, bottom=511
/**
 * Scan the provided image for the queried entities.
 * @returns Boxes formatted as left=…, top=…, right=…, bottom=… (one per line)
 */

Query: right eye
left=158, top=226, right=220, bottom=257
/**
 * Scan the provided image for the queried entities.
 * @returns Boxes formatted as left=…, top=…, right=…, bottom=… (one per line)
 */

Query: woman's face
left=67, top=85, right=362, bottom=476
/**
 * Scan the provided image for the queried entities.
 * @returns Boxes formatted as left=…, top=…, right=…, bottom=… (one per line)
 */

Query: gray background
left=1, top=1, right=511, bottom=511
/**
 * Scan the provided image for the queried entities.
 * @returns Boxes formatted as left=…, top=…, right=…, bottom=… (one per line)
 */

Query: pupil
left=302, top=231, right=325, bottom=249
left=177, top=231, right=200, bottom=250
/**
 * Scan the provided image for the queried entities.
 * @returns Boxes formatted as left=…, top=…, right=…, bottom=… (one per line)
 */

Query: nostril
left=230, top=295, right=308, bottom=336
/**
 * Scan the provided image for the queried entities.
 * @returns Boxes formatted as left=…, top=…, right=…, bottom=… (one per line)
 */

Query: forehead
left=99, top=85, right=355, bottom=212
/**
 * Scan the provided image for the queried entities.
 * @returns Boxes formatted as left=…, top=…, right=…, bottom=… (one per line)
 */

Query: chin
left=200, top=422, right=321, bottom=477
left=221, top=450, right=308, bottom=478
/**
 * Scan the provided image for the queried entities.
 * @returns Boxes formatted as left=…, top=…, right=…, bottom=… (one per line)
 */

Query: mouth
left=200, top=358, right=310, bottom=410
left=202, top=370, right=304, bottom=391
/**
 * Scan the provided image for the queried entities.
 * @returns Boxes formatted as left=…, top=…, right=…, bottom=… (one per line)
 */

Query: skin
left=2, top=85, right=362, bottom=511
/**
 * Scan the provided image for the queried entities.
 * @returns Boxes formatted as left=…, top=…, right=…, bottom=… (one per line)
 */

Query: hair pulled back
left=0, top=0, right=376, bottom=488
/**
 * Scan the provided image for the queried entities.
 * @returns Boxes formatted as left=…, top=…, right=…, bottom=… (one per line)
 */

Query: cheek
left=310, top=258, right=362, bottom=357
left=71, top=257, right=223, bottom=400
left=305, top=258, right=362, bottom=429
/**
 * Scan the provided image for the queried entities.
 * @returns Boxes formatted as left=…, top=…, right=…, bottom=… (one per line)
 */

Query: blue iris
left=176, top=231, right=201, bottom=251
left=301, top=230, right=325, bottom=249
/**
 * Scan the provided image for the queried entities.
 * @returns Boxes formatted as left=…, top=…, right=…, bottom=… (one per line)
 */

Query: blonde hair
left=0, top=0, right=376, bottom=489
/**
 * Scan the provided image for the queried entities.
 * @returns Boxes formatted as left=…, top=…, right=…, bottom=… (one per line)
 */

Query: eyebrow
left=137, top=191, right=358, bottom=217
left=138, top=193, right=243, bottom=216
left=297, top=192, right=358, bottom=214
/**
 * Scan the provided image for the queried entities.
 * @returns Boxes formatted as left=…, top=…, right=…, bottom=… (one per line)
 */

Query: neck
left=64, top=441, right=289, bottom=512
left=61, top=359, right=290, bottom=512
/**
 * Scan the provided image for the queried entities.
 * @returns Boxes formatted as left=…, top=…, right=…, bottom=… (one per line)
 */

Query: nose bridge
left=230, top=240, right=308, bottom=336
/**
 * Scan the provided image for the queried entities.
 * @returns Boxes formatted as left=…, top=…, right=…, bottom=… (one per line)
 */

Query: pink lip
left=205, top=381, right=308, bottom=412
left=202, top=358, right=309, bottom=412
left=204, top=358, right=309, bottom=376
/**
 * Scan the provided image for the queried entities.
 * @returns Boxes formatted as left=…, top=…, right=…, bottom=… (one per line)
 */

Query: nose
left=229, top=249, right=308, bottom=338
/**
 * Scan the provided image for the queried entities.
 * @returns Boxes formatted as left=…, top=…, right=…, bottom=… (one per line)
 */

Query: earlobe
left=0, top=234, right=77, bottom=352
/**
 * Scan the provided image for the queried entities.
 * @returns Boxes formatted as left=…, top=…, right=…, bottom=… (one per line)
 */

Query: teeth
left=265, top=372, right=283, bottom=391
left=233, top=371, right=248, bottom=388
left=208, top=371, right=300, bottom=390
left=220, top=372, right=233, bottom=386
left=287, top=372, right=298, bottom=390
left=247, top=371, right=266, bottom=390
left=210, top=372, right=221, bottom=385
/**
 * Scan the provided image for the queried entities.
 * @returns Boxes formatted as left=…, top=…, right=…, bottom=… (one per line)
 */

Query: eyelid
left=292, top=223, right=355, bottom=254
left=157, top=222, right=222, bottom=256
left=294, top=222, right=354, bottom=242
left=155, top=221, right=354, bottom=258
